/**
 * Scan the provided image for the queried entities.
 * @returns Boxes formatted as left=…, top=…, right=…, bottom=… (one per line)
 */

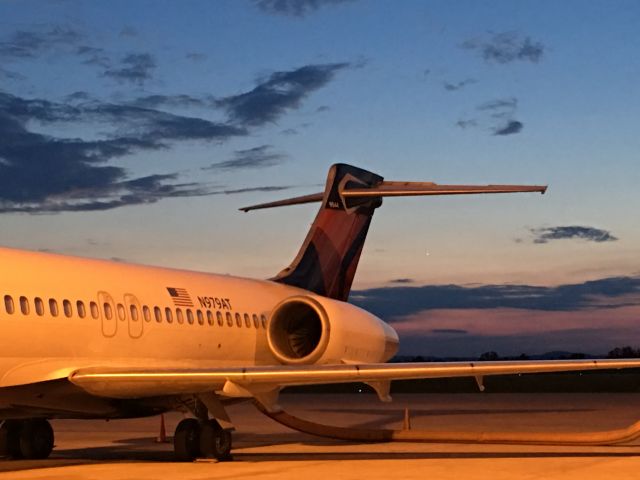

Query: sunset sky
left=1, top=0, right=639, bottom=356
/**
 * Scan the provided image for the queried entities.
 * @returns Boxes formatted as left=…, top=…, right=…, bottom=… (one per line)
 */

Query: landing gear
left=0, top=419, right=54, bottom=460
left=173, top=418, right=232, bottom=462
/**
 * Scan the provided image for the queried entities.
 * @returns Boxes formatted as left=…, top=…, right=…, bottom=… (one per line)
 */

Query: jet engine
left=266, top=296, right=331, bottom=365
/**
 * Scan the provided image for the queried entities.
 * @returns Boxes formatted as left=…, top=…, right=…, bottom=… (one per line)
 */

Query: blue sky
left=1, top=0, right=639, bottom=355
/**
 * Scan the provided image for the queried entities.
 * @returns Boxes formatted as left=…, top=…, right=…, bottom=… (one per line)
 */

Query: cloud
left=129, top=94, right=211, bottom=109
left=443, top=78, right=477, bottom=91
left=477, top=97, right=518, bottom=116
left=103, top=53, right=157, bottom=84
left=462, top=32, right=545, bottom=64
left=186, top=52, right=207, bottom=62
left=351, top=276, right=640, bottom=320
left=204, top=145, right=287, bottom=171
left=455, top=119, right=477, bottom=129
left=119, top=26, right=138, bottom=38
left=493, top=120, right=523, bottom=135
left=217, top=62, right=349, bottom=126
left=77, top=46, right=111, bottom=68
left=390, top=278, right=415, bottom=284
left=219, top=185, right=295, bottom=195
left=0, top=26, right=83, bottom=60
left=530, top=226, right=618, bottom=244
left=0, top=91, right=247, bottom=212
left=430, top=329, right=468, bottom=335
left=253, top=0, right=356, bottom=17
left=316, top=105, right=331, bottom=113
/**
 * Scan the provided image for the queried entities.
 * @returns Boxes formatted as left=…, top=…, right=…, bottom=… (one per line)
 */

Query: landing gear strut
left=0, top=419, right=54, bottom=460
left=173, top=418, right=232, bottom=462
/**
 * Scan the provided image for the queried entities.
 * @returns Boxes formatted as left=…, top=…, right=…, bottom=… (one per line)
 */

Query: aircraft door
left=98, top=291, right=117, bottom=337
left=124, top=293, right=143, bottom=339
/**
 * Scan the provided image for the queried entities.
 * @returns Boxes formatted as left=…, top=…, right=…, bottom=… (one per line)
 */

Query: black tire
left=19, top=419, right=54, bottom=460
left=199, top=419, right=232, bottom=461
left=0, top=420, right=23, bottom=459
left=173, top=418, right=201, bottom=462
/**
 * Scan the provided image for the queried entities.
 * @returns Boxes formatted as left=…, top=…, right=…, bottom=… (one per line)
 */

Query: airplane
left=2, top=163, right=639, bottom=462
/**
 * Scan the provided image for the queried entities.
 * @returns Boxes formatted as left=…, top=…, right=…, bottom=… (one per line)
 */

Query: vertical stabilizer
left=272, top=164, right=383, bottom=301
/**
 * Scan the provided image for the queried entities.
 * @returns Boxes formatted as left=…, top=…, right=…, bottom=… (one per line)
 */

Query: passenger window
left=253, top=314, right=259, bottom=329
left=49, top=299, right=59, bottom=317
left=63, top=300, right=72, bottom=318
left=165, top=307, right=173, bottom=323
left=4, top=295, right=14, bottom=315
left=261, top=314, right=267, bottom=329
left=143, top=306, right=151, bottom=322
left=187, top=309, right=195, bottom=325
left=77, top=301, right=86, bottom=318
left=90, top=301, right=99, bottom=319
left=235, top=313, right=242, bottom=328
left=226, top=312, right=232, bottom=327
left=117, top=303, right=126, bottom=321
left=154, top=306, right=162, bottom=322
left=176, top=308, right=184, bottom=324
left=196, top=310, right=204, bottom=325
left=34, top=297, right=44, bottom=316
left=103, top=302, right=113, bottom=320
left=244, top=313, right=251, bottom=328
left=130, top=305, right=139, bottom=321
left=19, top=296, right=29, bottom=315
left=206, top=310, right=213, bottom=326
left=217, top=311, right=223, bottom=326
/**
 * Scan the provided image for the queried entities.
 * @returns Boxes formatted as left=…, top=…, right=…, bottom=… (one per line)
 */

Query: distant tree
left=517, top=353, right=530, bottom=361
left=478, top=351, right=499, bottom=361
left=607, top=346, right=640, bottom=358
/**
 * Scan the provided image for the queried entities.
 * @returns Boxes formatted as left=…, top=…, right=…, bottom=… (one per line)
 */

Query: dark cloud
left=316, top=105, right=331, bottom=112
left=531, top=226, right=618, bottom=244
left=0, top=26, right=84, bottom=59
left=280, top=128, right=298, bottom=135
left=253, top=0, right=356, bottom=17
left=431, top=329, right=468, bottom=335
left=493, top=120, right=523, bottom=136
left=351, top=276, right=640, bottom=319
left=219, top=185, right=295, bottom=195
left=477, top=97, right=518, bottom=116
left=129, top=94, right=211, bottom=109
left=0, top=91, right=247, bottom=212
left=119, top=26, right=138, bottom=38
left=0, top=67, right=24, bottom=81
left=462, top=32, right=545, bottom=64
left=443, top=78, right=477, bottom=91
left=455, top=119, right=477, bottom=129
left=103, top=53, right=157, bottom=84
left=217, top=62, right=349, bottom=126
left=77, top=46, right=111, bottom=68
left=186, top=52, right=207, bottom=62
left=204, top=145, right=287, bottom=171
left=390, top=278, right=415, bottom=284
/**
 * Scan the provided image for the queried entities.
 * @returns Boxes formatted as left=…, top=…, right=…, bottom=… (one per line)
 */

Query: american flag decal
left=166, top=287, right=194, bottom=307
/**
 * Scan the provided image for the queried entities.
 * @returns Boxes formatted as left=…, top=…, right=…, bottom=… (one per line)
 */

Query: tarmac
left=1, top=393, right=640, bottom=480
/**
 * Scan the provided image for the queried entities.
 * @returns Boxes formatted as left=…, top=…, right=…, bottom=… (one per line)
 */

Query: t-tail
left=241, top=163, right=547, bottom=301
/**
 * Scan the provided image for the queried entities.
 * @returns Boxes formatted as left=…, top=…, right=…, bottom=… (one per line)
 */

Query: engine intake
left=267, top=296, right=330, bottom=365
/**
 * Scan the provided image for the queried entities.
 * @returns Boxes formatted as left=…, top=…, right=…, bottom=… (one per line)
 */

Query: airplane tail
left=241, top=163, right=546, bottom=301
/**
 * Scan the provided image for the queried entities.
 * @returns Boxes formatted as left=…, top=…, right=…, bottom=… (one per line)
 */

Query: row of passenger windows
left=2, top=294, right=268, bottom=329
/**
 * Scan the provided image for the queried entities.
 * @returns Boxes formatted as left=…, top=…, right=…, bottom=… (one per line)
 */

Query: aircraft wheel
left=0, top=420, right=23, bottom=459
left=199, top=419, right=232, bottom=461
left=18, top=419, right=54, bottom=460
left=173, top=418, right=201, bottom=462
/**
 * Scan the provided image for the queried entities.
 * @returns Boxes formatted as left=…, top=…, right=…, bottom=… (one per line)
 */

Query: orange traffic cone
left=156, top=413, right=167, bottom=443
left=402, top=408, right=412, bottom=430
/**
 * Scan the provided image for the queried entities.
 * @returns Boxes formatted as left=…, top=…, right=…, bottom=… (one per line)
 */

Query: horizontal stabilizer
left=240, top=180, right=547, bottom=212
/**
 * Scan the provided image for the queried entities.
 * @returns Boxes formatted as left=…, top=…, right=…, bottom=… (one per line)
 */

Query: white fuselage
left=0, top=247, right=396, bottom=395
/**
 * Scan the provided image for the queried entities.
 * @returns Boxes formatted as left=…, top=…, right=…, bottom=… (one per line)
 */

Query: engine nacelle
left=267, top=294, right=399, bottom=365
left=267, top=296, right=330, bottom=365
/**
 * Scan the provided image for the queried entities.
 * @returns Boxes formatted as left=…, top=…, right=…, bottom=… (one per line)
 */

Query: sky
left=1, top=0, right=639, bottom=356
